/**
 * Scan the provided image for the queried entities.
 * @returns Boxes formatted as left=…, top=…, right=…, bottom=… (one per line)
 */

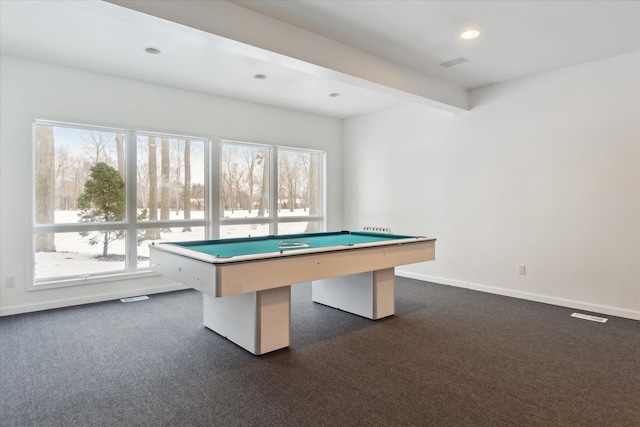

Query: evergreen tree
left=77, top=162, right=125, bottom=258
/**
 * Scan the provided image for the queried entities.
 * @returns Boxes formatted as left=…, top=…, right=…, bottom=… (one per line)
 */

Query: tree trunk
left=103, top=230, right=109, bottom=258
left=182, top=140, right=192, bottom=232
left=175, top=143, right=181, bottom=214
left=243, top=150, right=257, bottom=214
left=116, top=134, right=125, bottom=181
left=145, top=137, right=161, bottom=240
left=160, top=138, right=170, bottom=232
left=304, top=153, right=319, bottom=232
left=35, top=125, right=56, bottom=252
left=257, top=149, right=269, bottom=217
left=288, top=182, right=295, bottom=212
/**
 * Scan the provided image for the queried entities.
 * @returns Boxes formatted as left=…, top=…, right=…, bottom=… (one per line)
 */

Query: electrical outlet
left=518, top=264, right=526, bottom=275
left=6, top=275, right=16, bottom=288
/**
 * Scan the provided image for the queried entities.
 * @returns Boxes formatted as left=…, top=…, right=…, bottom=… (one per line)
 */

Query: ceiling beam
left=106, top=0, right=469, bottom=113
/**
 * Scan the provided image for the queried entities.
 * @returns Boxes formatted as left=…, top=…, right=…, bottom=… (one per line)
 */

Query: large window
left=32, top=121, right=210, bottom=286
left=31, top=122, right=325, bottom=288
left=220, top=141, right=324, bottom=237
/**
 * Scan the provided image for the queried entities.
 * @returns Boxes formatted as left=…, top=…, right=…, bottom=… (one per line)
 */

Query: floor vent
left=571, top=312, right=607, bottom=323
left=121, top=296, right=150, bottom=303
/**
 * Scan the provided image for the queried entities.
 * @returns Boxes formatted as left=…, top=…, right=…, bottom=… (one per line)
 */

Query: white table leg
left=203, top=286, right=291, bottom=355
left=312, top=268, right=395, bottom=320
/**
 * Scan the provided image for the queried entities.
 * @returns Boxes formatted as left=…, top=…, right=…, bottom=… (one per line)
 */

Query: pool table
left=150, top=230, right=435, bottom=355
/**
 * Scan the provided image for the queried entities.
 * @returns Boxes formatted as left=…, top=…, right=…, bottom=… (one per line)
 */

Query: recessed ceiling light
left=329, top=93, right=341, bottom=97
left=460, top=30, right=480, bottom=39
left=145, top=47, right=161, bottom=54
left=254, top=74, right=267, bottom=79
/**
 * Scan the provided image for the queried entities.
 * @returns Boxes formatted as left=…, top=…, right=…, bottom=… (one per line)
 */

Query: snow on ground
left=35, top=209, right=314, bottom=279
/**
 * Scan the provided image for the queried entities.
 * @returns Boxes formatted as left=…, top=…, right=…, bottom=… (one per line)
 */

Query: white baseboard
left=0, top=283, right=189, bottom=317
left=396, top=270, right=640, bottom=321
left=4, top=273, right=639, bottom=322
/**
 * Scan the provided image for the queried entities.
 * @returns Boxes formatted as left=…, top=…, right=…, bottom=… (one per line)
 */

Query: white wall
left=0, top=55, right=342, bottom=315
left=343, top=52, right=640, bottom=320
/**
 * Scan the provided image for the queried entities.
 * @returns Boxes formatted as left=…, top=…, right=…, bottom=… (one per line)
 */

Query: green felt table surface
left=168, top=231, right=417, bottom=258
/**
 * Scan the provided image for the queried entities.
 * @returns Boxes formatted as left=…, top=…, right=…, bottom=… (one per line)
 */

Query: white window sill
left=29, top=269, right=160, bottom=291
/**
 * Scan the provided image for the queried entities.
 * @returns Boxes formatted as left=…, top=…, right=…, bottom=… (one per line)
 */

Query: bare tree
left=145, top=137, right=161, bottom=240
left=305, top=152, right=320, bottom=232
left=257, top=148, right=269, bottom=217
left=55, top=146, right=71, bottom=210
left=160, top=137, right=170, bottom=231
left=221, top=146, right=244, bottom=213
left=297, top=152, right=310, bottom=212
left=137, top=141, right=149, bottom=210
left=35, top=124, right=56, bottom=252
left=191, top=183, right=204, bottom=211
left=279, top=151, right=299, bottom=212
left=173, top=140, right=183, bottom=213
left=86, top=131, right=111, bottom=164
left=115, top=133, right=125, bottom=181
left=240, top=146, right=263, bottom=213
left=182, top=140, right=192, bottom=232
left=70, top=159, right=90, bottom=210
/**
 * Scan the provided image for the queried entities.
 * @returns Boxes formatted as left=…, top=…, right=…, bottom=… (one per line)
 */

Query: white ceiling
left=1, top=1, right=639, bottom=119
left=235, top=0, right=640, bottom=90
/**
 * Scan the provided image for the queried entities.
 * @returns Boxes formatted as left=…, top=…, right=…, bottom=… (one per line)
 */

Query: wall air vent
left=440, top=57, right=468, bottom=68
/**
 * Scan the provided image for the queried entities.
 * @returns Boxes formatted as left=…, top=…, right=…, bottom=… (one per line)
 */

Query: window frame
left=29, top=120, right=212, bottom=290
left=218, top=139, right=325, bottom=236
left=29, top=122, right=325, bottom=291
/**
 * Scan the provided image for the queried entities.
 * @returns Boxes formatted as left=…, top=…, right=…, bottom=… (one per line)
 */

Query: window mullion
left=320, top=152, right=326, bottom=231
left=209, top=139, right=219, bottom=239
left=269, top=146, right=278, bottom=235
left=125, top=130, right=137, bottom=271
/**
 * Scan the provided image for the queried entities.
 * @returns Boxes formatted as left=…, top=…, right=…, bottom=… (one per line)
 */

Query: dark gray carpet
left=1, top=278, right=639, bottom=427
